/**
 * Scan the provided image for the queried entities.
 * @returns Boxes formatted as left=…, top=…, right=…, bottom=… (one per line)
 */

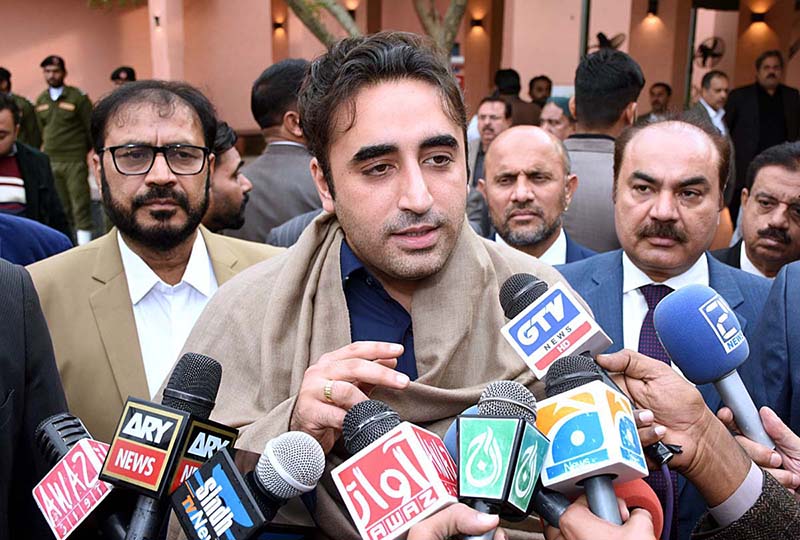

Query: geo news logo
left=698, top=294, right=744, bottom=353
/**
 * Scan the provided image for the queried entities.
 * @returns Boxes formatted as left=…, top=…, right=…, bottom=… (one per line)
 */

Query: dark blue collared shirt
left=340, top=241, right=418, bottom=380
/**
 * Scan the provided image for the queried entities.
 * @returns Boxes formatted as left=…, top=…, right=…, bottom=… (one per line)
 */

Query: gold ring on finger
left=324, top=379, right=335, bottom=403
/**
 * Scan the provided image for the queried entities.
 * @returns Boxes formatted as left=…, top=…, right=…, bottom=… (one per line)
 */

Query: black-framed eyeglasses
left=100, top=144, right=210, bottom=176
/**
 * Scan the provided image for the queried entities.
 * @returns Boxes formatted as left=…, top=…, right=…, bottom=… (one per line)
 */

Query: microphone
left=32, top=413, right=128, bottom=540
left=171, top=431, right=325, bottom=539
left=499, top=273, right=612, bottom=379
left=331, top=400, right=458, bottom=540
left=654, top=284, right=774, bottom=448
left=614, top=479, right=664, bottom=539
left=537, top=355, right=648, bottom=524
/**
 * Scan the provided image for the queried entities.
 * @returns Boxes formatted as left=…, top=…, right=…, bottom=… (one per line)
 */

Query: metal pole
left=580, top=0, right=591, bottom=60
left=684, top=7, right=698, bottom=108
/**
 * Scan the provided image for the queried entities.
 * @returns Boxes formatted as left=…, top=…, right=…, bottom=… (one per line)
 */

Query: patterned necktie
left=638, top=283, right=678, bottom=540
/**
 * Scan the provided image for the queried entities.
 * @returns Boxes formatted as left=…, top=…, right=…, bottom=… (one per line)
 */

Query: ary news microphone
left=332, top=400, right=458, bottom=540
left=499, top=274, right=612, bottom=380
left=537, top=356, right=648, bottom=525
left=32, top=413, right=126, bottom=540
left=171, top=431, right=325, bottom=539
left=654, top=284, right=775, bottom=449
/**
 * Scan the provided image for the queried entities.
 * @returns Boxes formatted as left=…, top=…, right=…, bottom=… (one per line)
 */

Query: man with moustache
left=713, top=142, right=800, bottom=278
left=477, top=125, right=594, bottom=263
left=176, top=32, right=570, bottom=538
left=726, top=50, right=800, bottom=222
left=28, top=81, right=281, bottom=442
left=202, top=121, right=253, bottom=233
left=559, top=118, right=777, bottom=539
left=467, top=96, right=512, bottom=237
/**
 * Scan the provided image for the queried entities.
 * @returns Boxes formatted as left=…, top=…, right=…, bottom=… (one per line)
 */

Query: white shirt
left=739, top=242, right=771, bottom=279
left=700, top=98, right=727, bottom=136
left=267, top=141, right=307, bottom=149
left=48, top=86, right=64, bottom=101
left=495, top=228, right=568, bottom=266
left=118, top=231, right=219, bottom=397
left=622, top=252, right=710, bottom=353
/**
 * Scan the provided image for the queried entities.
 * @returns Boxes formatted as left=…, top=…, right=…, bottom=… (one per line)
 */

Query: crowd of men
left=2, top=31, right=800, bottom=540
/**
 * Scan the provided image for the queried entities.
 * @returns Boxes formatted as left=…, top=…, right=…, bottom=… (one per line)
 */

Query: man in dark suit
left=713, top=142, right=800, bottom=278
left=0, top=94, right=70, bottom=237
left=0, top=259, right=69, bottom=539
left=477, top=125, right=595, bottom=264
left=0, top=213, right=72, bottom=265
left=559, top=118, right=776, bottom=540
left=726, top=50, right=800, bottom=222
left=227, top=59, right=321, bottom=243
left=637, top=82, right=672, bottom=124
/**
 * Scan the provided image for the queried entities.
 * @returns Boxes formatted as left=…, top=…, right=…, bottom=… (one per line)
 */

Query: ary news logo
left=120, top=407, right=178, bottom=450
left=507, top=423, right=549, bottom=513
left=698, top=294, right=745, bottom=353
left=170, top=421, right=239, bottom=494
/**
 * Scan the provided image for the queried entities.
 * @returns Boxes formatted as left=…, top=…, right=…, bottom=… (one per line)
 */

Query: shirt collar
left=622, top=250, right=710, bottom=294
left=699, top=98, right=725, bottom=120
left=340, top=240, right=366, bottom=283
left=739, top=242, right=770, bottom=279
left=495, top=228, right=567, bottom=265
left=267, top=141, right=307, bottom=149
left=118, top=230, right=216, bottom=304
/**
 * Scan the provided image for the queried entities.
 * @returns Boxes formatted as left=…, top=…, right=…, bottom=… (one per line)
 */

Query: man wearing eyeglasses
left=27, top=81, right=281, bottom=442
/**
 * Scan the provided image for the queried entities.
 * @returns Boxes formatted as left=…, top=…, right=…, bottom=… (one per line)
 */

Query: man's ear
left=477, top=178, right=487, bottom=197
left=91, top=151, right=103, bottom=194
left=310, top=157, right=335, bottom=213
left=283, top=110, right=303, bottom=139
left=625, top=102, right=638, bottom=125
left=568, top=96, right=576, bottom=120
left=565, top=173, right=578, bottom=208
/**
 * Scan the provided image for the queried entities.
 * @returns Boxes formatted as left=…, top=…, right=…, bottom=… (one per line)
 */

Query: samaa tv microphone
left=172, top=431, right=325, bottom=539
left=537, top=356, right=648, bottom=525
left=654, top=284, right=774, bottom=449
left=332, top=400, right=458, bottom=540
left=499, top=273, right=612, bottom=380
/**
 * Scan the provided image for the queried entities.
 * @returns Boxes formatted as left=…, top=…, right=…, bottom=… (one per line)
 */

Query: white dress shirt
left=48, top=86, right=64, bottom=101
left=621, top=252, right=710, bottom=352
left=739, top=242, right=771, bottom=279
left=118, top=232, right=219, bottom=397
left=495, top=228, right=568, bottom=266
left=699, top=98, right=727, bottom=136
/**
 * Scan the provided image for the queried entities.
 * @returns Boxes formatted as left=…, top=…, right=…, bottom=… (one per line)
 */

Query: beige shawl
left=180, top=212, right=571, bottom=538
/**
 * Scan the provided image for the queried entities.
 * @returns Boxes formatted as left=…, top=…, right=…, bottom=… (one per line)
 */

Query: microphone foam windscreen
left=499, top=273, right=549, bottom=319
left=614, top=479, right=664, bottom=539
left=478, top=381, right=538, bottom=423
left=35, top=413, right=91, bottom=465
left=162, top=352, right=222, bottom=419
left=544, top=355, right=602, bottom=398
left=256, top=431, right=325, bottom=500
left=653, top=284, right=749, bottom=384
left=342, top=400, right=401, bottom=455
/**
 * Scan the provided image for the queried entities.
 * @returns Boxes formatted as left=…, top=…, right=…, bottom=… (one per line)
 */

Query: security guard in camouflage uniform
left=35, top=55, right=93, bottom=244
left=0, top=67, right=42, bottom=148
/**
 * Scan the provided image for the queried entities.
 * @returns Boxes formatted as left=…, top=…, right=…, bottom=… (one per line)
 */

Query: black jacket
left=711, top=239, right=742, bottom=270
left=0, top=260, right=68, bottom=540
left=14, top=142, right=71, bottom=237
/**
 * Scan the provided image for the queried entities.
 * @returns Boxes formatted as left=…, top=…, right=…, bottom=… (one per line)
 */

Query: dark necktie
left=638, top=283, right=678, bottom=540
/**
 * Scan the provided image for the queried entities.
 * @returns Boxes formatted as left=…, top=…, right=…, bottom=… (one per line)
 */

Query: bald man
left=477, top=126, right=595, bottom=264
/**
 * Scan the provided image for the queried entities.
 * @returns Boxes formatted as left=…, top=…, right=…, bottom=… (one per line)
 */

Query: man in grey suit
left=562, top=48, right=645, bottom=253
left=228, top=59, right=321, bottom=242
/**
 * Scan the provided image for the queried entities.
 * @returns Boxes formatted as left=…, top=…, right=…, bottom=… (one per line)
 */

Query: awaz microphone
left=332, top=400, right=458, bottom=540
left=171, top=431, right=325, bottom=539
left=499, top=273, right=612, bottom=379
left=537, top=356, right=648, bottom=524
left=654, top=284, right=774, bottom=448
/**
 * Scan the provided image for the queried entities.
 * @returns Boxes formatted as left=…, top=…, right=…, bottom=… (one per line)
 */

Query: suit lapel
left=201, top=226, right=239, bottom=285
left=587, top=252, right=625, bottom=351
left=89, top=231, right=148, bottom=403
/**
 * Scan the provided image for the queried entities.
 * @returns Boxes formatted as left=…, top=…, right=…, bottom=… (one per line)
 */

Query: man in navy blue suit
left=477, top=125, right=595, bottom=265
left=0, top=212, right=72, bottom=265
left=558, top=118, right=778, bottom=539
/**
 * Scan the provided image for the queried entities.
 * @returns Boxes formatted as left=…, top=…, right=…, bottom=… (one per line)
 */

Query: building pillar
left=463, top=0, right=503, bottom=115
left=148, top=0, right=184, bottom=80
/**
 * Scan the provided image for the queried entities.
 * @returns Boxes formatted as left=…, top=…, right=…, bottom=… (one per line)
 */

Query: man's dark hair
left=0, top=94, right=21, bottom=126
left=213, top=121, right=238, bottom=156
left=574, top=49, right=645, bottom=130
left=495, top=69, right=521, bottom=95
left=91, top=80, right=217, bottom=153
left=613, top=116, right=730, bottom=203
left=110, top=66, right=137, bottom=82
left=529, top=75, right=552, bottom=89
left=478, top=96, right=512, bottom=119
left=0, top=67, right=10, bottom=85
left=298, top=31, right=466, bottom=198
left=756, top=49, right=784, bottom=70
left=745, top=141, right=800, bottom=191
left=40, top=55, right=65, bottom=70
left=701, top=70, right=728, bottom=89
left=651, top=82, right=672, bottom=96
left=251, top=59, right=309, bottom=129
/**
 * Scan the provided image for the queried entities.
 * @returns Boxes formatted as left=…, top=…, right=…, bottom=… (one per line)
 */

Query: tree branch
left=285, top=0, right=338, bottom=47
left=413, top=0, right=442, bottom=44
left=441, top=0, right=468, bottom=54
left=318, top=0, right=361, bottom=38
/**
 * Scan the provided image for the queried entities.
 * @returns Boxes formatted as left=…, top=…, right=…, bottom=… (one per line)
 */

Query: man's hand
left=289, top=341, right=410, bottom=452
left=717, top=406, right=800, bottom=493
left=544, top=496, right=654, bottom=540
left=406, top=504, right=504, bottom=540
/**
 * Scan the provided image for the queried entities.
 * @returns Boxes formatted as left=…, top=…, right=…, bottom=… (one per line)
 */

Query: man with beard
left=202, top=121, right=253, bottom=233
left=27, top=81, right=281, bottom=442
left=477, top=125, right=594, bottom=264
left=726, top=50, right=800, bottom=222
left=713, top=142, right=800, bottom=278
left=559, top=118, right=778, bottom=540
